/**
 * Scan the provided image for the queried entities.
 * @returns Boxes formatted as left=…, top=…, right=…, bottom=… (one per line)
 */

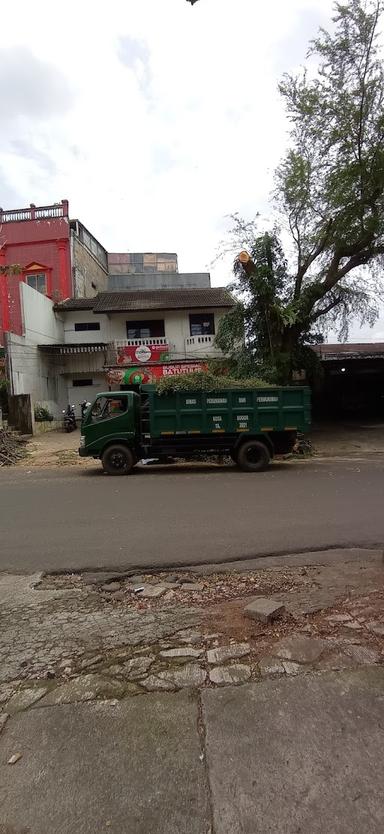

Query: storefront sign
left=107, top=362, right=207, bottom=386
left=117, top=344, right=170, bottom=365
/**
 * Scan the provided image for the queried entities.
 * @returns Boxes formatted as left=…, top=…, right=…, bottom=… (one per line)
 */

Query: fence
left=8, top=394, right=34, bottom=435
left=0, top=200, right=69, bottom=224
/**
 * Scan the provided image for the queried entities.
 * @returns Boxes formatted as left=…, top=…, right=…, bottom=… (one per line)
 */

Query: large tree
left=217, top=0, right=384, bottom=383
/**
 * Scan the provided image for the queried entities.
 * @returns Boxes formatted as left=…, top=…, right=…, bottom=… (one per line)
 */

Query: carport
left=313, top=342, right=384, bottom=418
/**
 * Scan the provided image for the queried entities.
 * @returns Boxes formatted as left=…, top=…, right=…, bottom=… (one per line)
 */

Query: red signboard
left=107, top=362, right=207, bottom=386
left=117, top=344, right=170, bottom=365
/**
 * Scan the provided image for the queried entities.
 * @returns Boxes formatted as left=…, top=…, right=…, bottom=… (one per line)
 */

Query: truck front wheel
left=102, top=444, right=134, bottom=475
left=237, top=440, right=270, bottom=472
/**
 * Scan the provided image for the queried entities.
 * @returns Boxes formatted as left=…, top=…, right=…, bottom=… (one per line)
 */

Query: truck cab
left=80, top=391, right=141, bottom=473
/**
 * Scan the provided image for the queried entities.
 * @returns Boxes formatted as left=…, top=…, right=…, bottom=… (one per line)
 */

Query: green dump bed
left=143, top=386, right=311, bottom=438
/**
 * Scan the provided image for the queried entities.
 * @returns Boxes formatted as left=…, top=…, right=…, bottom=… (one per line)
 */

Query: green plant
left=155, top=371, right=271, bottom=395
left=34, top=404, right=54, bottom=423
left=0, top=378, right=8, bottom=415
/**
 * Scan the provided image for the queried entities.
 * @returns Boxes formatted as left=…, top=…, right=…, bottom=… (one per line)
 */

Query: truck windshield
left=91, top=396, right=127, bottom=421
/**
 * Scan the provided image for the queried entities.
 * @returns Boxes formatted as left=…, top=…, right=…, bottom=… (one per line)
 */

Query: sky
left=1, top=0, right=383, bottom=341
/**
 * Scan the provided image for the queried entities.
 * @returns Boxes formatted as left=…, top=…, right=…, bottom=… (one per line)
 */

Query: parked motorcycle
left=63, top=404, right=77, bottom=433
left=80, top=400, right=91, bottom=420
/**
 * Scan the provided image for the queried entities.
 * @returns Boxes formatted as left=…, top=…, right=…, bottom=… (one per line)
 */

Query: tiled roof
left=93, top=287, right=234, bottom=313
left=55, top=287, right=234, bottom=314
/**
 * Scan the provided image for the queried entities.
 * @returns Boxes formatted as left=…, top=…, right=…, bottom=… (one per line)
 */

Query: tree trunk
left=277, top=326, right=301, bottom=384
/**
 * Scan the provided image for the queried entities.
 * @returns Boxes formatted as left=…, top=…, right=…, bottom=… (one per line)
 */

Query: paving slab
left=207, top=643, right=250, bottom=665
left=0, top=692, right=209, bottom=834
left=209, top=664, right=251, bottom=686
left=154, top=664, right=207, bottom=689
left=160, top=647, right=203, bottom=659
left=244, top=597, right=285, bottom=623
left=273, top=634, right=329, bottom=663
left=202, top=668, right=384, bottom=834
left=38, top=674, right=125, bottom=706
left=5, top=684, right=49, bottom=714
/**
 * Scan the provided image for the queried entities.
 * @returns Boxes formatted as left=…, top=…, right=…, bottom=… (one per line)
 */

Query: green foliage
left=218, top=1, right=384, bottom=383
left=0, top=264, right=21, bottom=276
left=0, top=378, right=8, bottom=415
left=155, top=371, right=270, bottom=395
left=34, top=404, right=53, bottom=422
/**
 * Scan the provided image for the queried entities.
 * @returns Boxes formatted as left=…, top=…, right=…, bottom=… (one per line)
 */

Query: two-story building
left=6, top=284, right=234, bottom=422
left=0, top=200, right=109, bottom=346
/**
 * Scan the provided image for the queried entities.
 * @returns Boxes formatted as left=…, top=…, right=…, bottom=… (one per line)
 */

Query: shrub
left=34, top=405, right=54, bottom=422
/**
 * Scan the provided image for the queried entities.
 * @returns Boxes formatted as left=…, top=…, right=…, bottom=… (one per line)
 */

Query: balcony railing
left=0, top=200, right=69, bottom=224
left=185, top=334, right=222, bottom=358
left=185, top=334, right=215, bottom=347
left=106, top=335, right=222, bottom=365
left=113, top=338, right=168, bottom=348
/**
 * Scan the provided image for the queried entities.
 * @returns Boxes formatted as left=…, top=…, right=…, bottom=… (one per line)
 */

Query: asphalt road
left=1, top=458, right=383, bottom=573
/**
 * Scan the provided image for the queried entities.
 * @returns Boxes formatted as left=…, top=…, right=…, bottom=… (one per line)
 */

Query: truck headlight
left=80, top=435, right=85, bottom=448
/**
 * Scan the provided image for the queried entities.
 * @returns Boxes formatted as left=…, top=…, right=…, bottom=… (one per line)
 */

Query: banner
left=107, top=362, right=208, bottom=386
left=116, top=344, right=170, bottom=365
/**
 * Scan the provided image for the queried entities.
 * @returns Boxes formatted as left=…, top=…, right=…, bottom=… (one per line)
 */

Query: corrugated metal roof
left=313, top=343, right=384, bottom=359
left=93, top=287, right=234, bottom=313
left=54, top=298, right=97, bottom=311
left=39, top=343, right=106, bottom=354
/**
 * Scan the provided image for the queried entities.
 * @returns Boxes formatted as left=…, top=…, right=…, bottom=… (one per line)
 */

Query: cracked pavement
left=0, top=549, right=384, bottom=832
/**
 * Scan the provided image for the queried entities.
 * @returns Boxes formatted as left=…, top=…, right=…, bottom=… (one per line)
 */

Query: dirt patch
left=1, top=557, right=384, bottom=706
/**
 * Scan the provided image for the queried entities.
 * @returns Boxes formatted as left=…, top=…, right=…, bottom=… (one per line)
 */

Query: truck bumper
left=78, top=448, right=88, bottom=457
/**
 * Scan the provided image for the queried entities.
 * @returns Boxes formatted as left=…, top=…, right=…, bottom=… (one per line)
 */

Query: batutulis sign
left=107, top=362, right=207, bottom=386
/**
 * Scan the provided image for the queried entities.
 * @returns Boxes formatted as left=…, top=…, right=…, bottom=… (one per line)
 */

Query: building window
left=26, top=272, right=47, bottom=294
left=74, top=322, right=101, bottom=332
left=126, top=320, right=165, bottom=339
left=189, top=313, right=215, bottom=336
left=72, top=379, right=93, bottom=387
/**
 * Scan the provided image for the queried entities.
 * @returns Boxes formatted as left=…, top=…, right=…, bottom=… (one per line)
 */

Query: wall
left=66, top=374, right=105, bottom=417
left=6, top=331, right=61, bottom=419
left=6, top=284, right=64, bottom=419
left=108, top=253, right=178, bottom=274
left=0, top=213, right=71, bottom=344
left=71, top=234, right=109, bottom=298
left=21, top=282, right=64, bottom=345
left=62, top=310, right=109, bottom=343
left=108, top=273, right=211, bottom=290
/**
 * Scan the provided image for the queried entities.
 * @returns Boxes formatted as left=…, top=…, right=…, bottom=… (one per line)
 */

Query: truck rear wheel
left=102, top=444, right=134, bottom=475
left=237, top=440, right=270, bottom=472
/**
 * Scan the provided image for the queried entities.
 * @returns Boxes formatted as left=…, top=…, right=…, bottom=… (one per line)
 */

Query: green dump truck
left=79, top=384, right=311, bottom=475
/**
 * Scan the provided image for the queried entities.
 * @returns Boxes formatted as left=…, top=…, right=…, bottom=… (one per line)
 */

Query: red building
left=0, top=200, right=108, bottom=345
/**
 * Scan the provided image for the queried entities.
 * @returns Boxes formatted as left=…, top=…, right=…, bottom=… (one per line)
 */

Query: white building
left=6, top=285, right=234, bottom=422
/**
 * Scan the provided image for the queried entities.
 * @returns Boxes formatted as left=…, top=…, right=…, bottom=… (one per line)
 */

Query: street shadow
left=79, top=460, right=301, bottom=478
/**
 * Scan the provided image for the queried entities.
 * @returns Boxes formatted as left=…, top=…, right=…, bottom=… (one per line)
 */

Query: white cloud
left=2, top=0, right=382, bottom=340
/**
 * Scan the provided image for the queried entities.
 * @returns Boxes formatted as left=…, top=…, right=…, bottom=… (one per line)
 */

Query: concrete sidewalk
left=1, top=669, right=383, bottom=833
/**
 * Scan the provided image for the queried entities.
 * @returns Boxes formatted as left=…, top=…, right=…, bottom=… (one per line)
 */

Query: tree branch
left=311, top=295, right=342, bottom=321
left=293, top=219, right=333, bottom=299
left=356, top=2, right=379, bottom=222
